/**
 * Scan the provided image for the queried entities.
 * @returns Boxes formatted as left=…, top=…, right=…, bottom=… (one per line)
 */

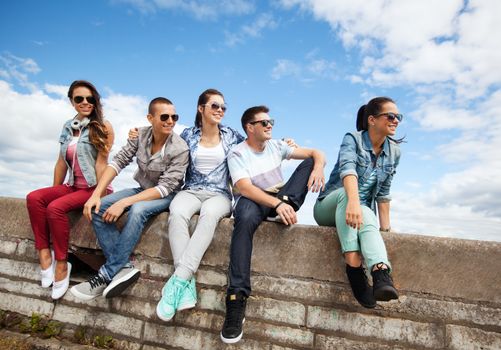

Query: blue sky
left=1, top=0, right=500, bottom=241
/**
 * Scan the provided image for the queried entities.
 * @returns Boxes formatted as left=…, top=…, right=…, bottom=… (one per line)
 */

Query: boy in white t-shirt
left=220, top=105, right=326, bottom=344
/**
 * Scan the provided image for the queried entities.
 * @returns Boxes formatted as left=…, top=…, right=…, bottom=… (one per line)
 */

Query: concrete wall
left=0, top=196, right=500, bottom=349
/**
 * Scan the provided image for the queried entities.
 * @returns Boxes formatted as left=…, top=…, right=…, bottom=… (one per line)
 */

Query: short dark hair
left=148, top=97, right=173, bottom=115
left=241, top=105, right=269, bottom=134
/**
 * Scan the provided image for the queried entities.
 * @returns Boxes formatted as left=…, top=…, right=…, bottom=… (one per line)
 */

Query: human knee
left=46, top=202, right=66, bottom=219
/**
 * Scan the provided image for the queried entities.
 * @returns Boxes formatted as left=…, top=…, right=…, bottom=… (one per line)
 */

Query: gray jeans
left=168, top=190, right=232, bottom=280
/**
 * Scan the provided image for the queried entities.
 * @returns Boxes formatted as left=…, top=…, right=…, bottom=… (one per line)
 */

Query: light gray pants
left=168, top=190, right=232, bottom=280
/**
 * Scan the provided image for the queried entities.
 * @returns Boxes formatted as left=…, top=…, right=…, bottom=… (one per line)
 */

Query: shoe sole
left=103, top=269, right=141, bottom=298
left=220, top=318, right=245, bottom=344
left=177, top=301, right=196, bottom=312
left=70, top=285, right=102, bottom=301
left=156, top=301, right=175, bottom=322
left=374, top=286, right=399, bottom=301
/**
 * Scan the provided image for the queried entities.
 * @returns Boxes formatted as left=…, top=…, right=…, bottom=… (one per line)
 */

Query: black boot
left=371, top=263, right=399, bottom=301
left=346, top=264, right=376, bottom=308
left=220, top=292, right=247, bottom=344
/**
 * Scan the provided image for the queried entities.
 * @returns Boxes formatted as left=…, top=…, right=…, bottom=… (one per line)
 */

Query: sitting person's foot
left=103, top=266, right=141, bottom=298
left=371, top=263, right=399, bottom=301
left=346, top=264, right=376, bottom=308
left=51, top=261, right=72, bottom=300
left=70, top=273, right=108, bottom=301
left=220, top=292, right=247, bottom=344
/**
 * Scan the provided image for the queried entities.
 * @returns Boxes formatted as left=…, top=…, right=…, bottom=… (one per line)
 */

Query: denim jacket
left=180, top=125, right=245, bottom=200
left=109, top=126, right=189, bottom=198
left=59, top=118, right=99, bottom=187
left=318, top=130, right=401, bottom=212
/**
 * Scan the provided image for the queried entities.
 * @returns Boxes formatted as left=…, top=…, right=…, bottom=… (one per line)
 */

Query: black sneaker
left=103, top=266, right=141, bottom=298
left=371, top=263, right=399, bottom=301
left=346, top=264, right=376, bottom=308
left=220, top=292, right=247, bottom=344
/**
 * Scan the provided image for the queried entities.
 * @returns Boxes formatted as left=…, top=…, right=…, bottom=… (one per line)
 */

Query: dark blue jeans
left=227, top=158, right=313, bottom=297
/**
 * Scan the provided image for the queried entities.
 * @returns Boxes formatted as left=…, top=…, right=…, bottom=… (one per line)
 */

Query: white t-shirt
left=194, top=142, right=225, bottom=175
left=228, top=139, right=294, bottom=193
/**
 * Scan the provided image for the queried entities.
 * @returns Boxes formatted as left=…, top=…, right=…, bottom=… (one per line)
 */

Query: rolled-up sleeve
left=109, top=137, right=138, bottom=175
left=338, top=133, right=358, bottom=180
left=155, top=147, right=189, bottom=198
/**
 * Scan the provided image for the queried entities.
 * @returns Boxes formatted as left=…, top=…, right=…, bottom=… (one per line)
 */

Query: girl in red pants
left=26, top=80, right=114, bottom=299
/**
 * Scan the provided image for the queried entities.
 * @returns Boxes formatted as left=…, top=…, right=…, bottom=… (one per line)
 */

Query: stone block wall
left=0, top=197, right=500, bottom=349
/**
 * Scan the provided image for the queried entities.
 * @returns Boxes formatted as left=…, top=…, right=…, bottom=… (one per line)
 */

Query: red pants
left=26, top=185, right=99, bottom=260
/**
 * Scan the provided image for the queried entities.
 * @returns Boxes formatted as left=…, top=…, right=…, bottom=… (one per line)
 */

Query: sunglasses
left=205, top=102, right=227, bottom=112
left=73, top=95, right=96, bottom=105
left=249, top=119, right=275, bottom=127
left=375, top=112, right=403, bottom=122
left=160, top=114, right=179, bottom=122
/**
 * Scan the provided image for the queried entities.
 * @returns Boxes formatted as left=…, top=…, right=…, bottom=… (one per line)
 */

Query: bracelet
left=380, top=227, right=391, bottom=232
left=274, top=201, right=284, bottom=210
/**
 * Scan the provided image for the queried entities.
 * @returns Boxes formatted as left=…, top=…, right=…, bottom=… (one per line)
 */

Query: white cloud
left=281, top=0, right=501, bottom=98
left=279, top=0, right=501, bottom=241
left=0, top=68, right=189, bottom=198
left=0, top=52, right=41, bottom=91
left=225, top=13, right=277, bottom=46
left=271, top=59, right=301, bottom=80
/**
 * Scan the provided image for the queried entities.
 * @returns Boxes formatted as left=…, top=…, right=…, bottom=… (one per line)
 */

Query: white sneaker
left=51, top=262, right=72, bottom=300
left=40, top=250, right=55, bottom=288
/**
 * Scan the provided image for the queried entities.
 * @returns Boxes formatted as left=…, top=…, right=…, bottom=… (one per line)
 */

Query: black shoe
left=371, top=263, right=399, bottom=301
left=220, top=292, right=247, bottom=344
left=346, top=264, right=377, bottom=308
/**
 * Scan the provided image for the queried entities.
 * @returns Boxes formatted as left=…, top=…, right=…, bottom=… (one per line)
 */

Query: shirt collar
left=146, top=128, right=171, bottom=158
left=362, top=130, right=390, bottom=156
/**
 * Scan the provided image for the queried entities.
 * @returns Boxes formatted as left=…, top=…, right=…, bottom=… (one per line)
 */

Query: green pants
left=314, top=187, right=390, bottom=270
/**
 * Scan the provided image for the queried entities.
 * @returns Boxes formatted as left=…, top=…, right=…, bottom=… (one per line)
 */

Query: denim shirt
left=318, top=130, right=401, bottom=212
left=109, top=126, right=189, bottom=198
left=59, top=118, right=99, bottom=187
left=180, top=125, right=245, bottom=200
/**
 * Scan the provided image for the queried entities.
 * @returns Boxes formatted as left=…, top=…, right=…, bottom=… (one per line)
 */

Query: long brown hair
left=195, top=88, right=224, bottom=128
left=67, top=80, right=109, bottom=152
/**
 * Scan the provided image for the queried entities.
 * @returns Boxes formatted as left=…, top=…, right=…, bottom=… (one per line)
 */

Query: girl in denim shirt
left=26, top=80, right=114, bottom=300
left=314, top=97, right=402, bottom=308
left=154, top=89, right=244, bottom=321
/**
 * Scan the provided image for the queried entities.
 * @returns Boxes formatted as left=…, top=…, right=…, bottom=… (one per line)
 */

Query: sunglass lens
left=73, top=96, right=84, bottom=103
left=160, top=114, right=179, bottom=122
left=210, top=103, right=226, bottom=112
left=87, top=96, right=96, bottom=105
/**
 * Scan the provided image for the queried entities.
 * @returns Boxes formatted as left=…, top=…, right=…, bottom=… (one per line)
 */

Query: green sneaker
left=156, top=275, right=189, bottom=322
left=178, top=277, right=197, bottom=311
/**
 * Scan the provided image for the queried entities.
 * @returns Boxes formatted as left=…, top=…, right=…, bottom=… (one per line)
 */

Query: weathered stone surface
left=0, top=198, right=33, bottom=239
left=1, top=196, right=501, bottom=349
left=15, top=239, right=38, bottom=261
left=307, top=306, right=445, bottom=348
left=135, top=212, right=170, bottom=258
left=0, top=239, right=18, bottom=255
left=197, top=267, right=227, bottom=287
left=381, top=294, right=501, bottom=328
left=446, top=325, right=501, bottom=350
left=0, top=276, right=50, bottom=298
left=0, top=291, right=54, bottom=316
left=0, top=257, right=39, bottom=282
left=52, top=304, right=144, bottom=339
left=315, top=334, right=409, bottom=350
left=143, top=322, right=268, bottom=350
